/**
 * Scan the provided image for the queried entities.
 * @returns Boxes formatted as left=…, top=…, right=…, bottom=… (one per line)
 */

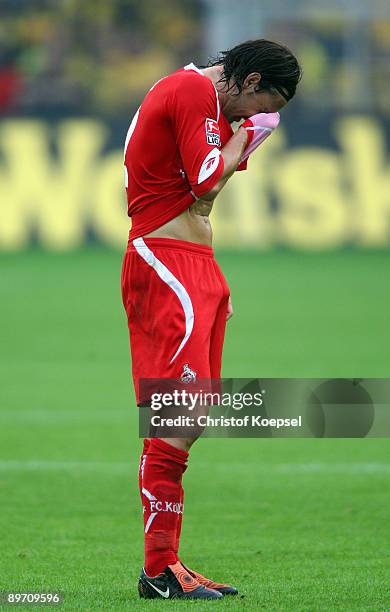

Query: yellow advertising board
left=0, top=117, right=389, bottom=250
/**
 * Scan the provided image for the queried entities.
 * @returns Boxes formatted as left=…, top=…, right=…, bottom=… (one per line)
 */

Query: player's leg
left=141, top=437, right=188, bottom=574
left=140, top=403, right=210, bottom=584
left=123, top=239, right=223, bottom=599
left=138, top=435, right=219, bottom=599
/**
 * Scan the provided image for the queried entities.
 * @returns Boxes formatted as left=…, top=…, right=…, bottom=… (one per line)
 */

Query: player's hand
left=240, top=112, right=280, bottom=164
left=226, top=296, right=233, bottom=321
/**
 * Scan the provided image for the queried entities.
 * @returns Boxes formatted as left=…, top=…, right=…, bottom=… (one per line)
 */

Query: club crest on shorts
left=181, top=363, right=197, bottom=383
left=205, top=118, right=221, bottom=146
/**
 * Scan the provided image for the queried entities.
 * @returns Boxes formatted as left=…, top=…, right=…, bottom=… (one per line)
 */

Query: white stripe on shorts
left=132, top=237, right=194, bottom=364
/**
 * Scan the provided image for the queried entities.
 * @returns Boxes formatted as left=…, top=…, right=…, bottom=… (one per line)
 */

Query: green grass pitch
left=0, top=248, right=389, bottom=611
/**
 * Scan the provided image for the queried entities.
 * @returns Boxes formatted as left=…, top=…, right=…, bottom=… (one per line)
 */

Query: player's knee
left=156, top=436, right=200, bottom=452
left=181, top=434, right=201, bottom=451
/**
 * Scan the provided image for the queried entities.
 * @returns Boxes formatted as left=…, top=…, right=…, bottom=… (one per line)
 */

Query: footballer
left=121, top=39, right=302, bottom=600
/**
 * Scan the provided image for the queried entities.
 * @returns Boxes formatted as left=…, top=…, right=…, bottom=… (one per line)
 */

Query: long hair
left=208, top=39, right=302, bottom=101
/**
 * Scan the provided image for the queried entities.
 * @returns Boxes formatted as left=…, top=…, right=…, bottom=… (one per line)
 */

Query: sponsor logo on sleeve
left=198, top=148, right=221, bottom=184
left=205, top=118, right=221, bottom=146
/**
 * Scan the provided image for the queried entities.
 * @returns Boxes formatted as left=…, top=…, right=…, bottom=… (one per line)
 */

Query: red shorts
left=121, top=236, right=230, bottom=405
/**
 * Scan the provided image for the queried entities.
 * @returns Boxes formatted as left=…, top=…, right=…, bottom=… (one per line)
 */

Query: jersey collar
left=184, top=62, right=204, bottom=76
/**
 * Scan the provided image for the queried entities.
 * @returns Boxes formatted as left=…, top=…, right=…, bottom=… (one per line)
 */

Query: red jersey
left=124, top=63, right=237, bottom=239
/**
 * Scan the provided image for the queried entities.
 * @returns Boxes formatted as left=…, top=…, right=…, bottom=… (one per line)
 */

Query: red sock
left=141, top=438, right=188, bottom=577
left=138, top=440, right=185, bottom=564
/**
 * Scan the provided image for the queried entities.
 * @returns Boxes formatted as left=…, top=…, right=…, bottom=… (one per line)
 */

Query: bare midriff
left=143, top=199, right=214, bottom=246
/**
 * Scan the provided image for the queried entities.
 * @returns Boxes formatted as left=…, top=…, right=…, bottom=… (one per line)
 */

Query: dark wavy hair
left=208, top=39, right=302, bottom=101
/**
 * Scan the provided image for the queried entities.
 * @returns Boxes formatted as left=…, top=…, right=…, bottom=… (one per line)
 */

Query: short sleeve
left=170, top=73, right=224, bottom=197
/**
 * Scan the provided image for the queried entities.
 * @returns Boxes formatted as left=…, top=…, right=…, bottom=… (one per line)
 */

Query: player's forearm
left=221, top=126, right=248, bottom=177
left=201, top=127, right=248, bottom=201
